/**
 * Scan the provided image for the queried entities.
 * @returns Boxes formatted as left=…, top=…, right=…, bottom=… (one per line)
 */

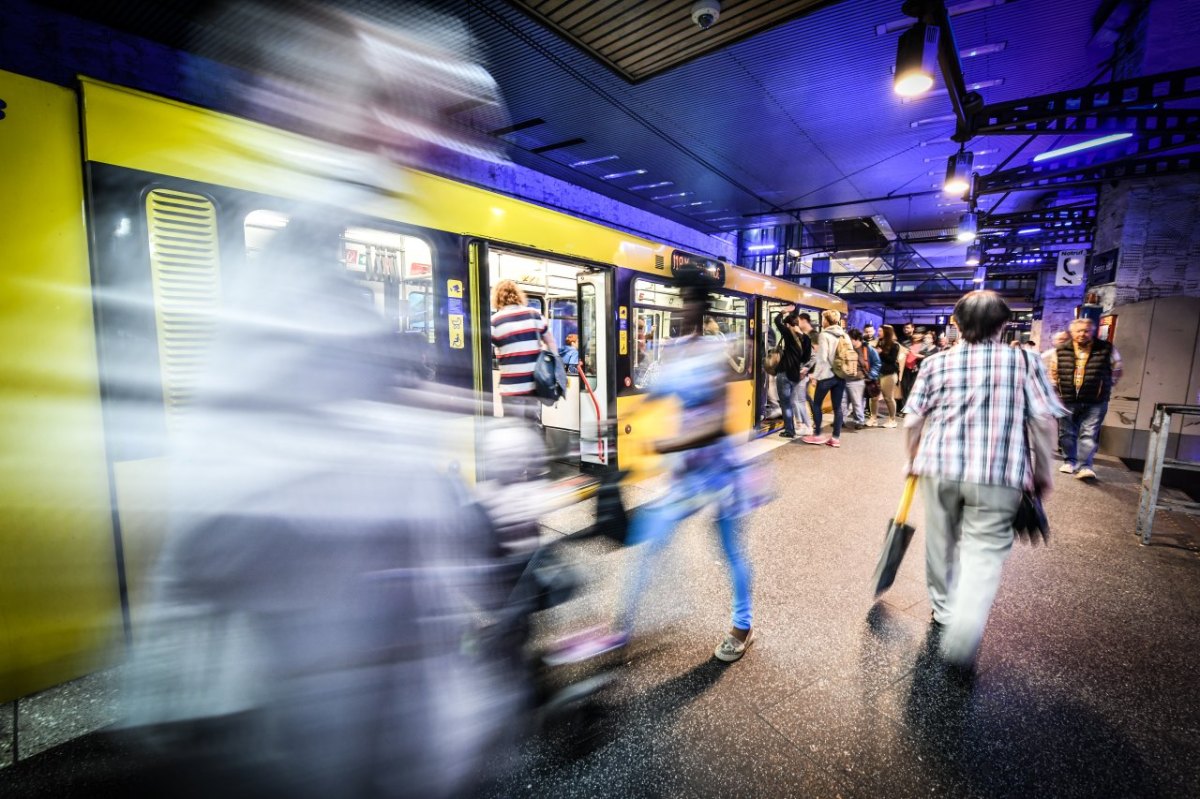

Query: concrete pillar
left=1090, top=174, right=1200, bottom=311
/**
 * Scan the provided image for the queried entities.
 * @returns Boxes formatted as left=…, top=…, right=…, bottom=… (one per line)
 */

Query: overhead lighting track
left=970, top=66, right=1200, bottom=135
left=488, top=117, right=546, bottom=136
left=530, top=137, right=586, bottom=154
left=570, top=154, right=619, bottom=167
left=877, top=0, right=1014, bottom=36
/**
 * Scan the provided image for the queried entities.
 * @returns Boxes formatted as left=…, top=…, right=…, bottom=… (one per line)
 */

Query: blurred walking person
left=554, top=285, right=760, bottom=663
left=903, top=290, right=1065, bottom=667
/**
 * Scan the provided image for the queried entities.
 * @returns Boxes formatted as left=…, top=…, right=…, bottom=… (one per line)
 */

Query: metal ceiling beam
left=741, top=190, right=941, bottom=218
left=970, top=66, right=1200, bottom=135
left=977, top=151, right=1200, bottom=194
left=980, top=205, right=1097, bottom=228
left=981, top=230, right=1095, bottom=248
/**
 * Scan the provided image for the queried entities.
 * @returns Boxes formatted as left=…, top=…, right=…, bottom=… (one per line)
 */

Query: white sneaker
left=1075, top=467, right=1097, bottom=480
left=714, top=629, right=755, bottom=662
left=1059, top=463, right=1076, bottom=474
left=883, top=420, right=898, bottom=429
left=797, top=425, right=813, bottom=436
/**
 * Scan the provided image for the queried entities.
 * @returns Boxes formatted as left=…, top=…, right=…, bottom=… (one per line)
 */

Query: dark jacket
left=773, top=313, right=813, bottom=383
left=877, top=342, right=900, bottom=376
left=1056, top=338, right=1115, bottom=403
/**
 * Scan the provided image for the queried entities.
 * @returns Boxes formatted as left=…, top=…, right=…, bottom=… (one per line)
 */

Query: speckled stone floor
left=3, top=426, right=1198, bottom=798
left=487, top=425, right=1200, bottom=799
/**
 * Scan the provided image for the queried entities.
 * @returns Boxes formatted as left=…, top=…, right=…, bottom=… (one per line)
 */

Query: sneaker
left=883, top=420, right=898, bottom=429
left=797, top=425, right=813, bottom=436
left=543, top=630, right=629, bottom=667
left=1075, top=467, right=1097, bottom=480
left=826, top=438, right=841, bottom=448
left=1058, top=463, right=1076, bottom=474
left=865, top=419, right=878, bottom=428
left=801, top=435, right=829, bottom=445
left=779, top=431, right=795, bottom=439
left=714, top=629, right=755, bottom=662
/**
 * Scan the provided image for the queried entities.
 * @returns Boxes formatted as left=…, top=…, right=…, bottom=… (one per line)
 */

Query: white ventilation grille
left=144, top=188, right=221, bottom=425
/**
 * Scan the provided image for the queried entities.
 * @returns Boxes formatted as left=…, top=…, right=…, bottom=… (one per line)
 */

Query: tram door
left=577, top=270, right=611, bottom=467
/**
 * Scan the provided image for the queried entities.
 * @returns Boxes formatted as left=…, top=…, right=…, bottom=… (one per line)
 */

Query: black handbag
left=1012, top=491, right=1050, bottom=545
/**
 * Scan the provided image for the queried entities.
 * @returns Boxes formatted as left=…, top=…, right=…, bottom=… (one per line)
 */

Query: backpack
left=764, top=340, right=784, bottom=376
left=832, top=332, right=860, bottom=380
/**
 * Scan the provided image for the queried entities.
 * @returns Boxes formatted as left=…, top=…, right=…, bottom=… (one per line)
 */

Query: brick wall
left=1093, top=174, right=1200, bottom=309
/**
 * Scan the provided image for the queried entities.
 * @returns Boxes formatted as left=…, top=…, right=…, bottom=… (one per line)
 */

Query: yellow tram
left=0, top=70, right=845, bottom=699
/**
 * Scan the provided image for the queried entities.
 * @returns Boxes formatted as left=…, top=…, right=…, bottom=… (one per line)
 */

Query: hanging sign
left=1055, top=250, right=1087, bottom=287
left=1087, top=248, right=1119, bottom=287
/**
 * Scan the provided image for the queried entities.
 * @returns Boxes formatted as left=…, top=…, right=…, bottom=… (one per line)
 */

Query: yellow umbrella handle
left=894, top=475, right=919, bottom=525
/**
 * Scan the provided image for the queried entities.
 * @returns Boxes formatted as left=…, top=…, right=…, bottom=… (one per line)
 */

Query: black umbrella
left=872, top=475, right=919, bottom=597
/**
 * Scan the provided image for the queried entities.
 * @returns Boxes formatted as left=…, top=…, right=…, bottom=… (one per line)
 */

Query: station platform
left=2, top=425, right=1199, bottom=798
left=485, top=425, right=1200, bottom=798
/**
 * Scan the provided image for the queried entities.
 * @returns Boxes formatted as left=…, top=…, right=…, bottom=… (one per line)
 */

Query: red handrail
left=576, top=368, right=606, bottom=463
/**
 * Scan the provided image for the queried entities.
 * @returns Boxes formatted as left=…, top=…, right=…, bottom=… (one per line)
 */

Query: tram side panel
left=0, top=71, right=122, bottom=701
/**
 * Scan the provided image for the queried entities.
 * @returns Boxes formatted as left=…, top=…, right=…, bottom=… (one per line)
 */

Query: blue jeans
left=775, top=373, right=811, bottom=435
left=1060, top=402, right=1107, bottom=468
left=812, top=377, right=846, bottom=438
left=620, top=471, right=753, bottom=632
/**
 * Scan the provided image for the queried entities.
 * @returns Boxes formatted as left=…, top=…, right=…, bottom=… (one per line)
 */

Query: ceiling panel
left=509, top=0, right=837, bottom=81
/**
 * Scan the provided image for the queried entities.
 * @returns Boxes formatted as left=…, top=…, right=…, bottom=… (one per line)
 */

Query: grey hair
left=952, top=290, right=1011, bottom=343
left=1069, top=318, right=1096, bottom=330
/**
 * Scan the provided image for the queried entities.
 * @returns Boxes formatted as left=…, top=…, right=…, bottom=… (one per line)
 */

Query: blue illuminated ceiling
left=436, top=0, right=1116, bottom=242
left=34, top=0, right=1200, bottom=274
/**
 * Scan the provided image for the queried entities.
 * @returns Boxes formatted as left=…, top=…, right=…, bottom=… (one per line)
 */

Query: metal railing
left=1135, top=404, right=1200, bottom=545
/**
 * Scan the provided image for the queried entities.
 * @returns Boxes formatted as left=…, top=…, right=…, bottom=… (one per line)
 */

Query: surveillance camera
left=691, top=0, right=721, bottom=30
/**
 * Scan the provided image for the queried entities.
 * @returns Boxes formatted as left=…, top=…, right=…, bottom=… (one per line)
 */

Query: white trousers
left=921, top=476, right=1021, bottom=666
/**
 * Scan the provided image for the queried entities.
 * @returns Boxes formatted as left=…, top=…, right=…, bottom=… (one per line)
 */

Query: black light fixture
left=893, top=22, right=940, bottom=97
left=943, top=148, right=974, bottom=195
left=965, top=241, right=982, bottom=266
left=957, top=209, right=978, bottom=243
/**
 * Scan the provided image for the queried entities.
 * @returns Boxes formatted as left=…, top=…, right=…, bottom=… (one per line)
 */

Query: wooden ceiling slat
left=548, top=0, right=602, bottom=24
left=575, top=0, right=678, bottom=44
left=558, top=0, right=631, bottom=29
left=511, top=0, right=830, bottom=81
left=617, top=0, right=812, bottom=75
left=604, top=0, right=786, bottom=63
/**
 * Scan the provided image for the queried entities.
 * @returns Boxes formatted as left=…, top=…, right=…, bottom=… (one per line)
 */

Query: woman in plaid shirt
left=903, top=290, right=1066, bottom=668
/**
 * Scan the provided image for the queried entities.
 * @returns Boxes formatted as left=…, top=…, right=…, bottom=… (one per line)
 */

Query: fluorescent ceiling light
left=912, top=114, right=958, bottom=128
left=960, top=41, right=1007, bottom=58
left=602, top=168, right=647, bottom=180
left=629, top=181, right=673, bottom=190
left=1032, top=133, right=1134, bottom=162
left=1018, top=227, right=1042, bottom=235
left=653, top=191, right=692, bottom=200
left=570, top=154, right=618, bottom=167
left=747, top=244, right=777, bottom=252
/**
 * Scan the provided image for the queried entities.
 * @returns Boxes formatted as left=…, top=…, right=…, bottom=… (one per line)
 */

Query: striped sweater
left=491, top=305, right=548, bottom=396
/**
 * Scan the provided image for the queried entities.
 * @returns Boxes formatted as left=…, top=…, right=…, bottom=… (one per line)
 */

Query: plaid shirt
left=905, top=341, right=1067, bottom=490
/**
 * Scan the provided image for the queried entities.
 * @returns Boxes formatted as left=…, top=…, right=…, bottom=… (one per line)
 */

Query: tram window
left=548, top=297, right=578, bottom=352
left=341, top=226, right=435, bottom=343
left=243, top=209, right=289, bottom=261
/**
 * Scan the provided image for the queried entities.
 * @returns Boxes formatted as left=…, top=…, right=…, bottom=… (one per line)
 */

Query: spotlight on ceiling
left=786, top=248, right=802, bottom=259
left=965, top=241, right=983, bottom=266
left=944, top=149, right=974, bottom=195
left=957, top=211, right=978, bottom=243
left=893, top=23, right=940, bottom=97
